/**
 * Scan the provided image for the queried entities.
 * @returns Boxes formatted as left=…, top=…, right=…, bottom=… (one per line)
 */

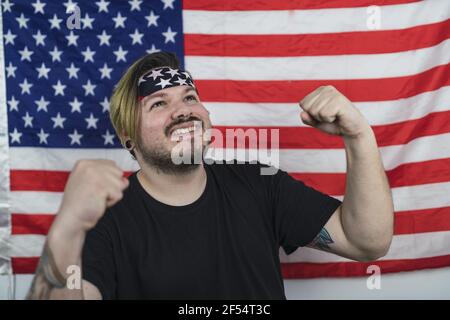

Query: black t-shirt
left=82, top=161, right=341, bottom=299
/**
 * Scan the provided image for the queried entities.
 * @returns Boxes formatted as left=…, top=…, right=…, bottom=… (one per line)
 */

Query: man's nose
left=171, top=104, right=192, bottom=121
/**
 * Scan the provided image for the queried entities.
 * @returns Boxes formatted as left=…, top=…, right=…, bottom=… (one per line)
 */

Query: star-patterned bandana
left=137, top=67, right=196, bottom=100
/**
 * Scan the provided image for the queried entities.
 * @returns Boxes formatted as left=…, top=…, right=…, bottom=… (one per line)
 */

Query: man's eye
left=185, top=95, right=197, bottom=102
left=151, top=101, right=165, bottom=109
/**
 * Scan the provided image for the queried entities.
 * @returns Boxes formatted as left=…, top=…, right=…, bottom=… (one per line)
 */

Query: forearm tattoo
left=26, top=241, right=67, bottom=300
left=309, top=228, right=334, bottom=251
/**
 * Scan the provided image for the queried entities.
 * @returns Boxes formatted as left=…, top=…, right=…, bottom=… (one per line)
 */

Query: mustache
left=165, top=116, right=203, bottom=136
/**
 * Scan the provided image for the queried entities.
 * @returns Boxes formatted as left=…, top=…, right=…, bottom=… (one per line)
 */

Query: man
left=27, top=52, right=394, bottom=299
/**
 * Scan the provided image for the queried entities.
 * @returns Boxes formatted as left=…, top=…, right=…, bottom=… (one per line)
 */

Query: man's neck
left=137, top=163, right=207, bottom=206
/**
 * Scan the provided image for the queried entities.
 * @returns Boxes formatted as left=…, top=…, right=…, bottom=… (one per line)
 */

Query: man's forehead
left=142, top=86, right=196, bottom=102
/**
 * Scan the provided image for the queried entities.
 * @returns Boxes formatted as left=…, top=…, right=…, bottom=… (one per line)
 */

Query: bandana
left=137, top=67, right=196, bottom=101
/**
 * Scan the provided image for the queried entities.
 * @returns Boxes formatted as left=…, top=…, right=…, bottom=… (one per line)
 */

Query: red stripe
left=11, top=252, right=450, bottom=276
left=9, top=145, right=450, bottom=195
left=10, top=170, right=133, bottom=192
left=196, top=64, right=450, bottom=103
left=291, top=158, right=450, bottom=196
left=185, top=20, right=450, bottom=57
left=281, top=254, right=450, bottom=278
left=12, top=214, right=55, bottom=235
left=11, top=206, right=450, bottom=236
left=210, top=110, right=450, bottom=149
left=395, top=207, right=450, bottom=235
left=183, top=0, right=420, bottom=11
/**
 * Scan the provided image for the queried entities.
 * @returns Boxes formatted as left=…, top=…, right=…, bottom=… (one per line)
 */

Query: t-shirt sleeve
left=268, top=165, right=342, bottom=255
left=82, top=213, right=117, bottom=299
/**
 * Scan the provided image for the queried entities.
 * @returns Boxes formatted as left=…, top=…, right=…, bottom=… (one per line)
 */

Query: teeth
left=172, top=126, right=195, bottom=136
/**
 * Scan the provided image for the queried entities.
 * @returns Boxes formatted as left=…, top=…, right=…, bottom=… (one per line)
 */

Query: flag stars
left=49, top=46, right=63, bottom=62
left=113, top=46, right=128, bottom=62
left=113, top=12, right=127, bottom=28
left=32, top=0, right=46, bottom=14
left=32, top=30, right=47, bottom=46
left=66, top=63, right=80, bottom=79
left=102, top=130, right=115, bottom=145
left=66, top=31, right=79, bottom=46
left=4, top=30, right=16, bottom=45
left=145, top=11, right=159, bottom=27
left=63, top=0, right=78, bottom=13
left=129, top=29, right=144, bottom=45
left=99, top=63, right=113, bottom=79
left=82, top=80, right=97, bottom=96
left=2, top=0, right=14, bottom=12
left=69, top=97, right=83, bottom=113
left=36, top=63, right=51, bottom=79
left=97, top=30, right=111, bottom=46
left=8, top=96, right=19, bottom=112
left=9, top=128, right=22, bottom=144
left=37, top=129, right=50, bottom=144
left=81, top=13, right=95, bottom=29
left=51, top=113, right=66, bottom=129
left=96, top=0, right=110, bottom=13
left=19, top=46, right=34, bottom=62
left=161, top=0, right=175, bottom=10
left=162, top=26, right=177, bottom=44
left=49, top=14, right=63, bottom=29
left=6, top=62, right=17, bottom=78
left=19, top=79, right=33, bottom=95
left=146, top=44, right=160, bottom=54
left=35, top=96, right=50, bottom=112
left=156, top=78, right=171, bottom=89
left=22, top=112, right=34, bottom=128
left=81, top=46, right=96, bottom=63
left=100, top=97, right=110, bottom=113
left=69, top=129, right=83, bottom=145
left=16, top=13, right=29, bottom=29
left=53, top=80, right=67, bottom=96
left=85, top=113, right=99, bottom=129
left=129, top=0, right=142, bottom=11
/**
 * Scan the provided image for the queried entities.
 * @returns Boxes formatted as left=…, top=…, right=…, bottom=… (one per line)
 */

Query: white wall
left=1, top=267, right=449, bottom=300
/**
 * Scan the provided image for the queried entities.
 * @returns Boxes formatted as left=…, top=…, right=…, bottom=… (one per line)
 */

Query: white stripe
left=186, top=39, right=450, bottom=80
left=280, top=230, right=450, bottom=263
left=209, top=133, right=450, bottom=172
left=10, top=147, right=140, bottom=171
left=183, top=0, right=450, bottom=35
left=205, top=86, right=450, bottom=127
left=7, top=230, right=450, bottom=261
left=9, top=180, right=450, bottom=215
left=10, top=192, right=62, bottom=214
left=10, top=133, right=450, bottom=173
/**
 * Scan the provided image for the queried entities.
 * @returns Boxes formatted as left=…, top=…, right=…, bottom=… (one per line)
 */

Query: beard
left=136, top=118, right=211, bottom=175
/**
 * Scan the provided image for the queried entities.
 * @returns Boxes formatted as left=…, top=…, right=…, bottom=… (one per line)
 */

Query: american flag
left=1, top=0, right=450, bottom=281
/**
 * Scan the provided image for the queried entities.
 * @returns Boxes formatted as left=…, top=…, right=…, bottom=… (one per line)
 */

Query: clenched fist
left=300, top=85, right=371, bottom=138
left=56, top=159, right=129, bottom=233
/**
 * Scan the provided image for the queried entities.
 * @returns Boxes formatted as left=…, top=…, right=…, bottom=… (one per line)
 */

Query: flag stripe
left=281, top=254, right=450, bottom=278
left=185, top=19, right=450, bottom=57
left=195, top=64, right=450, bottom=103
left=9, top=133, right=450, bottom=173
left=12, top=157, right=450, bottom=195
left=8, top=230, right=450, bottom=262
left=187, top=40, right=450, bottom=80
left=211, top=109, right=450, bottom=149
left=9, top=181, right=450, bottom=215
left=183, top=1, right=448, bottom=34
left=183, top=0, right=420, bottom=11
left=11, top=206, right=450, bottom=237
left=206, top=86, right=450, bottom=127
left=290, top=158, right=450, bottom=195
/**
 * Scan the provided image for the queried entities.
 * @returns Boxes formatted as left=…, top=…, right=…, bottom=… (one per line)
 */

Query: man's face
left=135, top=85, right=212, bottom=174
